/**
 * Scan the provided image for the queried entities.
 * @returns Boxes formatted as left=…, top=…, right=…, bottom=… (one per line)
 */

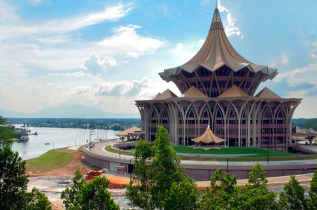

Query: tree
left=61, top=170, right=86, bottom=209
left=163, top=178, right=200, bottom=210
left=200, top=168, right=238, bottom=209
left=24, top=188, right=51, bottom=210
left=151, top=126, right=186, bottom=208
left=126, top=126, right=199, bottom=209
left=126, top=140, right=155, bottom=210
left=248, top=163, right=268, bottom=187
left=0, top=116, right=15, bottom=146
left=0, top=141, right=29, bottom=209
left=279, top=174, right=307, bottom=209
left=308, top=170, right=317, bottom=210
left=0, top=116, right=51, bottom=210
left=61, top=170, right=119, bottom=210
left=238, top=163, right=277, bottom=209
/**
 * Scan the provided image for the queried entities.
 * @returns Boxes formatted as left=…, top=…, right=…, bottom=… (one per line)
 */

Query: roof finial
left=210, top=0, right=223, bottom=30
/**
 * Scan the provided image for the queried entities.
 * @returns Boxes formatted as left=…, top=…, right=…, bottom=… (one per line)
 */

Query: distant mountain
left=0, top=105, right=140, bottom=118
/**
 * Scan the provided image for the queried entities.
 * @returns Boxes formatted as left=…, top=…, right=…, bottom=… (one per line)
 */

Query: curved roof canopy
left=116, top=126, right=141, bottom=136
left=192, top=125, right=226, bottom=144
left=159, top=5, right=277, bottom=82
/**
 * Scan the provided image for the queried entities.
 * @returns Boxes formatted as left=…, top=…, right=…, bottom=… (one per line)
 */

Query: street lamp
left=89, top=130, right=94, bottom=151
left=226, top=155, right=229, bottom=174
left=267, top=149, right=269, bottom=164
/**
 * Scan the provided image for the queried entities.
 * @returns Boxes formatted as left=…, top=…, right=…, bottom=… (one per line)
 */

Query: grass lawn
left=112, top=145, right=317, bottom=161
left=172, top=146, right=297, bottom=158
left=26, top=148, right=73, bottom=172
left=105, top=145, right=134, bottom=156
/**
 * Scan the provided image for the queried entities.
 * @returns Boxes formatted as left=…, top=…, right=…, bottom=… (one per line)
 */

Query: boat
left=20, top=136, right=29, bottom=141
left=44, top=143, right=50, bottom=145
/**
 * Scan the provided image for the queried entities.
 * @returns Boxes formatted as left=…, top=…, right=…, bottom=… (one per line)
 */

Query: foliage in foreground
left=0, top=116, right=51, bottom=210
left=126, top=126, right=199, bottom=210
left=61, top=170, right=119, bottom=210
left=125, top=126, right=317, bottom=210
left=279, top=174, right=307, bottom=209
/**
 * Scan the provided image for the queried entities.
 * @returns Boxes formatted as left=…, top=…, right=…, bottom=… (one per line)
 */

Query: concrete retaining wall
left=84, top=149, right=317, bottom=181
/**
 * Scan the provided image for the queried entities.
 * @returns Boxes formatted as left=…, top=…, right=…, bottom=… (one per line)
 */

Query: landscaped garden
left=106, top=144, right=317, bottom=161
left=172, top=146, right=297, bottom=158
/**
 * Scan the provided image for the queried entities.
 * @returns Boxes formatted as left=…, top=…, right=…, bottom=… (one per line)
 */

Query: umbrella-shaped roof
left=192, top=125, right=225, bottom=144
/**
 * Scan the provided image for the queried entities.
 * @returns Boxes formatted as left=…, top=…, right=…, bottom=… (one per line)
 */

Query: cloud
left=281, top=54, right=289, bottom=65
left=269, top=53, right=290, bottom=71
left=218, top=0, right=242, bottom=38
left=0, top=1, right=18, bottom=21
left=0, top=3, right=133, bottom=40
left=82, top=55, right=116, bottom=76
left=98, top=25, right=166, bottom=58
left=169, top=40, right=203, bottom=62
left=93, top=78, right=152, bottom=97
left=24, top=0, right=49, bottom=6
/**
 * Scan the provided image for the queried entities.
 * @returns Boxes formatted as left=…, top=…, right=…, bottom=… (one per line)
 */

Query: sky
left=0, top=0, right=316, bottom=118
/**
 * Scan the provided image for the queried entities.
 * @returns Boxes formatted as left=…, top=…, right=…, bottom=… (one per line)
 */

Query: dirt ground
left=27, top=148, right=91, bottom=209
left=27, top=149, right=90, bottom=177
left=27, top=148, right=133, bottom=209
left=27, top=147, right=314, bottom=209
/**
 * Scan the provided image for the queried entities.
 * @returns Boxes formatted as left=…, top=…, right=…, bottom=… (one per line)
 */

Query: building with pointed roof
left=192, top=125, right=225, bottom=145
left=135, top=4, right=301, bottom=152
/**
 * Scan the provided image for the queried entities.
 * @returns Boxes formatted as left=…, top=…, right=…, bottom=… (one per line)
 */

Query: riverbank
left=27, top=146, right=315, bottom=210
left=11, top=126, right=119, bottom=160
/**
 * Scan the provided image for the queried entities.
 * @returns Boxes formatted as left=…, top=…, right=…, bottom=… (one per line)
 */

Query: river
left=11, top=126, right=119, bottom=160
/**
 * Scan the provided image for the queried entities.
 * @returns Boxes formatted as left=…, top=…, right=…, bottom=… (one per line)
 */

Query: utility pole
left=89, top=130, right=94, bottom=151
left=226, top=155, right=229, bottom=174
left=267, top=149, right=269, bottom=164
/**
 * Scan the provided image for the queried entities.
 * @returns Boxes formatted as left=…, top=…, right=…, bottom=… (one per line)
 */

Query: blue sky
left=0, top=0, right=316, bottom=118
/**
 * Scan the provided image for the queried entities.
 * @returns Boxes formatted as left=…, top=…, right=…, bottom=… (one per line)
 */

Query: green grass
left=110, top=145, right=317, bottom=161
left=105, top=145, right=134, bottom=156
left=172, top=146, right=297, bottom=158
left=27, top=148, right=73, bottom=172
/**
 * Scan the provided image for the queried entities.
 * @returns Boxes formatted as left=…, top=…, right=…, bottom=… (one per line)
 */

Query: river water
left=11, top=126, right=119, bottom=160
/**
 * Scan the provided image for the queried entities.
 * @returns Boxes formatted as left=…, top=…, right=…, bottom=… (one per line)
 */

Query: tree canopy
left=0, top=116, right=51, bottom=210
left=61, top=170, right=119, bottom=210
left=279, top=174, right=307, bottom=209
left=126, top=126, right=199, bottom=210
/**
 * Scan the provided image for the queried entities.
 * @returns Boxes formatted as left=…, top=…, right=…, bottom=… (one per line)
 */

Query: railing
left=83, top=141, right=133, bottom=161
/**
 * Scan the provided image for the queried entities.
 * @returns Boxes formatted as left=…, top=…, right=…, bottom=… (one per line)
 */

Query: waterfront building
left=135, top=5, right=301, bottom=152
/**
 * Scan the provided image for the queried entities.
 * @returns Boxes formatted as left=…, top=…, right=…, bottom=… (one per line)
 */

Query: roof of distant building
left=116, top=126, right=141, bottom=136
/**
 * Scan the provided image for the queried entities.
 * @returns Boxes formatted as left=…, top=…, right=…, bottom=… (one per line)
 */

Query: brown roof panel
left=218, top=85, right=249, bottom=98
left=256, top=87, right=281, bottom=99
left=182, top=86, right=208, bottom=98
left=153, top=89, right=178, bottom=100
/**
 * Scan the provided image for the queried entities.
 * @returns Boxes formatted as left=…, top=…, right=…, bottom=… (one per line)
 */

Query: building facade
left=135, top=5, right=301, bottom=152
